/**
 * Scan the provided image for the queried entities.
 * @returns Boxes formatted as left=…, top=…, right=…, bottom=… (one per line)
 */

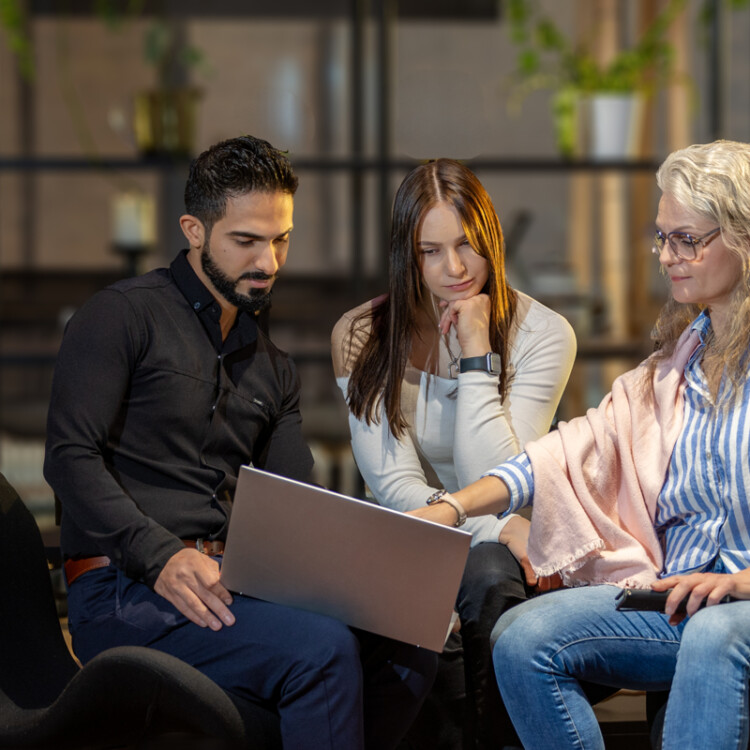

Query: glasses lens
left=670, top=233, right=698, bottom=261
left=653, top=231, right=665, bottom=251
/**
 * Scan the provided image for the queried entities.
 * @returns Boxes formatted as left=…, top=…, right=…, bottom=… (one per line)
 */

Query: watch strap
left=426, top=489, right=467, bottom=527
left=459, top=352, right=501, bottom=375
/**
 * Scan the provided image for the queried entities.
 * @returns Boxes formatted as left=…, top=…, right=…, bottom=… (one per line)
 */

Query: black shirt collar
left=170, top=249, right=259, bottom=350
left=171, top=249, right=216, bottom=314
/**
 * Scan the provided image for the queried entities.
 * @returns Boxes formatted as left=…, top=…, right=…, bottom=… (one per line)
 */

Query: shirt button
left=211, top=404, right=216, bottom=411
left=193, top=301, right=201, bottom=310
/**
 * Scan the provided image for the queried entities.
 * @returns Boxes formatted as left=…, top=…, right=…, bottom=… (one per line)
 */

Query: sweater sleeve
left=337, top=376, right=512, bottom=545
left=331, top=295, right=576, bottom=547
left=453, top=296, right=576, bottom=485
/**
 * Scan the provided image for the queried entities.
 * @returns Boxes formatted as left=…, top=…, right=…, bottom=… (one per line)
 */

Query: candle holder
left=113, top=243, right=152, bottom=278
left=111, top=191, right=156, bottom=277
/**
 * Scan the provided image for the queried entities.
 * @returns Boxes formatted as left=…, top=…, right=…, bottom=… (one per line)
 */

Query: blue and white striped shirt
left=489, top=312, right=750, bottom=577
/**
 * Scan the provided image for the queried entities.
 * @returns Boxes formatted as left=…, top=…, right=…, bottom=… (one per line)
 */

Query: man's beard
left=200, top=243, right=274, bottom=315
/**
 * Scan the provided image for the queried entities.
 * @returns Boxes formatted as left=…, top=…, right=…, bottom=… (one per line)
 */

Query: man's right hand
left=154, top=548, right=235, bottom=630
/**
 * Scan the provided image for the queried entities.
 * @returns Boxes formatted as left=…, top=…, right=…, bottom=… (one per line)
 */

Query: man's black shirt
left=44, top=251, right=314, bottom=587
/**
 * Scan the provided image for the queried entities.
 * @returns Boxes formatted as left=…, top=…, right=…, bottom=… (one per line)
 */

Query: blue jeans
left=67, top=564, right=437, bottom=750
left=491, top=584, right=750, bottom=750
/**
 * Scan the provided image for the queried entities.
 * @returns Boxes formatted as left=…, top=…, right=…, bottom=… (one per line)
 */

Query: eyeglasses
left=652, top=227, right=721, bottom=262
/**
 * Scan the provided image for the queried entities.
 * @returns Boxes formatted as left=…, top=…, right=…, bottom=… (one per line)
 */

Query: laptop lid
left=220, top=466, right=471, bottom=652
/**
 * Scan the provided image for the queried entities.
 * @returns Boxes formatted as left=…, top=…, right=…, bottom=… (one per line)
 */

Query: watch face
left=488, top=352, right=501, bottom=374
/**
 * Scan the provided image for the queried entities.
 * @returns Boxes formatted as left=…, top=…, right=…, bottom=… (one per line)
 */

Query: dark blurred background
left=1, top=0, right=749, bottom=527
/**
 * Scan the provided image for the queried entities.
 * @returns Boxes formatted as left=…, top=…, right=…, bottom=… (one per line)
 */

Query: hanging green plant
left=0, top=0, right=33, bottom=79
left=505, top=0, right=689, bottom=157
left=143, top=19, right=208, bottom=89
left=507, top=0, right=687, bottom=95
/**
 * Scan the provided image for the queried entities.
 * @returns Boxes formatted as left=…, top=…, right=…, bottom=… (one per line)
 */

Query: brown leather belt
left=64, top=539, right=226, bottom=586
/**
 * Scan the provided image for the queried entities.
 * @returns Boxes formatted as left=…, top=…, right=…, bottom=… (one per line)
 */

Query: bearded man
left=44, top=135, right=436, bottom=750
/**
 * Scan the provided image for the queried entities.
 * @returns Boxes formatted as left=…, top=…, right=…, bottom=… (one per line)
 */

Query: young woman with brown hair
left=332, top=158, right=576, bottom=748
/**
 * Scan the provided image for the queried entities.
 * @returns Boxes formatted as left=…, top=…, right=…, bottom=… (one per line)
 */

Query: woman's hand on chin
left=438, top=294, right=492, bottom=355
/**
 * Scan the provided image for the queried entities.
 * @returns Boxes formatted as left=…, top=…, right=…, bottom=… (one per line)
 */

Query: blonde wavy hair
left=649, top=140, right=750, bottom=381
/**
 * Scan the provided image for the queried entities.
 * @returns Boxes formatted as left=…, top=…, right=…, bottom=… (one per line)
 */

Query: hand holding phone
left=615, top=587, right=734, bottom=613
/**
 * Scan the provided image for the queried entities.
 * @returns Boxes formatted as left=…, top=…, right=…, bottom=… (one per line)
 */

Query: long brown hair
left=344, top=159, right=517, bottom=438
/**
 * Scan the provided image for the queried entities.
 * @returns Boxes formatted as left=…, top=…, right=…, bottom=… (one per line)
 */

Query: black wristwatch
left=459, top=352, right=501, bottom=375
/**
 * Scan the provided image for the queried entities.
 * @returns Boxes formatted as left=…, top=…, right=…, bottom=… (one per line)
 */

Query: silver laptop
left=220, top=465, right=472, bottom=652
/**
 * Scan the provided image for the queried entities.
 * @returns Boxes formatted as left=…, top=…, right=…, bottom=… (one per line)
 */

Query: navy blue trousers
left=67, top=564, right=437, bottom=750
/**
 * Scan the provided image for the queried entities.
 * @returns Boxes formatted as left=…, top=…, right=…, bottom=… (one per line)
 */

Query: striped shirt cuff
left=483, top=451, right=535, bottom=515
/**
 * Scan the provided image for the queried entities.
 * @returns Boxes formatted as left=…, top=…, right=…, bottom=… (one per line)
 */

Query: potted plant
left=0, top=1, right=207, bottom=158
left=133, top=19, right=207, bottom=158
left=505, top=0, right=688, bottom=158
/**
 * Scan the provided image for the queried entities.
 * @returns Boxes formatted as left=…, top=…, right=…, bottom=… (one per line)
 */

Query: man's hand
left=154, top=548, right=235, bottom=631
left=652, top=568, right=750, bottom=625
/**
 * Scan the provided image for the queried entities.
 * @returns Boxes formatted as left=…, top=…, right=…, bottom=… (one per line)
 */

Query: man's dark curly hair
left=184, top=135, right=298, bottom=231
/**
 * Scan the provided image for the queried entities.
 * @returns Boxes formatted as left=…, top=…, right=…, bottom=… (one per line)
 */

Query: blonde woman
left=414, top=140, right=750, bottom=750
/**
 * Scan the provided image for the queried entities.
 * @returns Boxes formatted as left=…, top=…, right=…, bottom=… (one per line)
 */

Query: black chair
left=647, top=691, right=670, bottom=750
left=0, top=471, right=282, bottom=749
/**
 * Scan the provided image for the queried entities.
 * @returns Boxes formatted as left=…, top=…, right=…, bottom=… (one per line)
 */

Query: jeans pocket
left=67, top=567, right=181, bottom=663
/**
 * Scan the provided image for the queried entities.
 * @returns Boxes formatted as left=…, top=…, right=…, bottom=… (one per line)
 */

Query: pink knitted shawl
left=525, top=327, right=701, bottom=588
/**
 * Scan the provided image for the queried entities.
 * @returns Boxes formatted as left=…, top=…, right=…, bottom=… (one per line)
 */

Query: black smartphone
left=615, top=587, right=733, bottom=613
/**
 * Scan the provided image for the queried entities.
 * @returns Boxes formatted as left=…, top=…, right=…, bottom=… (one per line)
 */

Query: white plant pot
left=590, top=93, right=643, bottom=160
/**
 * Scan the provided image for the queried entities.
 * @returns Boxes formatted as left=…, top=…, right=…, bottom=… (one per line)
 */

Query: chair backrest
left=0, top=472, right=79, bottom=708
left=0, top=472, right=284, bottom=749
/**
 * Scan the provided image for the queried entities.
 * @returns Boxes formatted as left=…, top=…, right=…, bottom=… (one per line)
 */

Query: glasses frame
left=652, top=227, right=721, bottom=263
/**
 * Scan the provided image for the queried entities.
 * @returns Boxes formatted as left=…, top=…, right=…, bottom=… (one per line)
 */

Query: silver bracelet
left=426, top=489, right=467, bottom=527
